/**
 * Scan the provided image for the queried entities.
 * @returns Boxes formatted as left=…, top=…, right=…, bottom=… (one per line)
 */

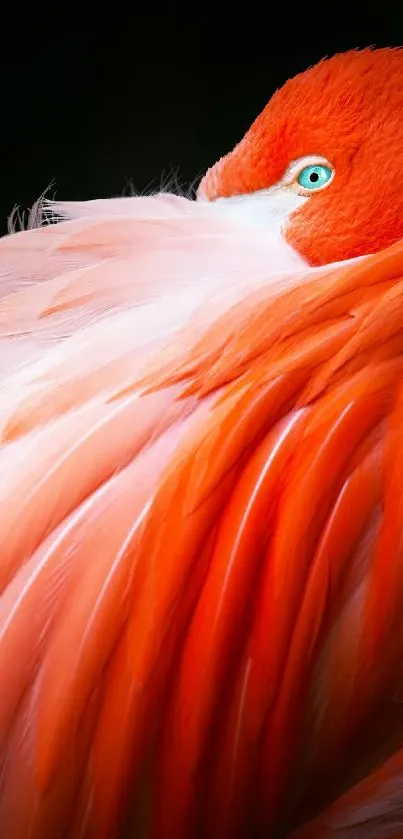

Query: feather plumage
left=1, top=46, right=403, bottom=839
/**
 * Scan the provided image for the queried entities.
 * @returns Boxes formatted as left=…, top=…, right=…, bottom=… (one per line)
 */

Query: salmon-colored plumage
left=0, top=47, right=403, bottom=839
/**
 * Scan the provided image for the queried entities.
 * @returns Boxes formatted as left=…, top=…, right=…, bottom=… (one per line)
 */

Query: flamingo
left=0, top=46, right=402, bottom=839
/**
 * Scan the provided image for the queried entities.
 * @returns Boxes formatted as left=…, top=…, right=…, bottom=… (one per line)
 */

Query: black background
left=1, top=4, right=402, bottom=234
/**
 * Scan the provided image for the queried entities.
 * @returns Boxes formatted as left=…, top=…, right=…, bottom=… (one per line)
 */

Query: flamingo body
left=0, top=47, right=403, bottom=839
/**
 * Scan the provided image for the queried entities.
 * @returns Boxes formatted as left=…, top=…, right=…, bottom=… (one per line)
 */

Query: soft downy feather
left=0, top=193, right=403, bottom=839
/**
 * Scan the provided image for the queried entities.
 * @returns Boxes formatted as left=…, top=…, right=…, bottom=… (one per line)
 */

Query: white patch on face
left=198, top=186, right=309, bottom=268
left=202, top=186, right=307, bottom=228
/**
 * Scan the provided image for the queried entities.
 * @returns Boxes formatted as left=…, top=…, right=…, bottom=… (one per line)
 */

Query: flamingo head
left=198, top=48, right=403, bottom=266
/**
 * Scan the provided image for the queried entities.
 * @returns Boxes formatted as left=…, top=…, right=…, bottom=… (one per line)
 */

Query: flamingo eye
left=281, top=156, right=335, bottom=197
left=297, top=163, right=334, bottom=193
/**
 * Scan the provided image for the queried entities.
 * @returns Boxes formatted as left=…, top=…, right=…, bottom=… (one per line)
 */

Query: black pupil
left=309, top=171, right=320, bottom=183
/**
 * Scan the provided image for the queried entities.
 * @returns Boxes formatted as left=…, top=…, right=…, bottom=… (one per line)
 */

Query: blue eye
left=297, top=164, right=333, bottom=190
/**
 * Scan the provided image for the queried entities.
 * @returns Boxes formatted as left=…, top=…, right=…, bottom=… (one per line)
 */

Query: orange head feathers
left=199, top=48, right=403, bottom=265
